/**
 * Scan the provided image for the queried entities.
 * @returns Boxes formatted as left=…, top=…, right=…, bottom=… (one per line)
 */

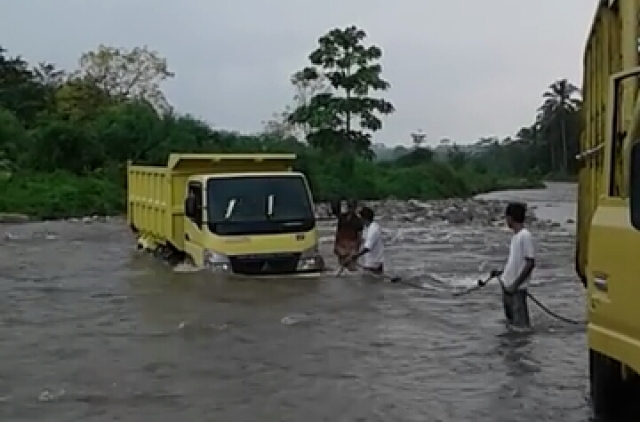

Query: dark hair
left=505, top=202, right=526, bottom=224
left=360, top=206, right=374, bottom=221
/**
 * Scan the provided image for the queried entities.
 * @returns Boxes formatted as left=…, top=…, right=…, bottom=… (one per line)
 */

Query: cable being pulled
left=471, top=275, right=585, bottom=325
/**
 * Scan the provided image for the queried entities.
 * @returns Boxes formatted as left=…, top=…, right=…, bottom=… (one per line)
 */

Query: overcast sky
left=2, top=0, right=595, bottom=146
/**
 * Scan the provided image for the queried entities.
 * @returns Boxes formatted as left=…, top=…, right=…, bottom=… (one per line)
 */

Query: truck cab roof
left=195, top=171, right=305, bottom=180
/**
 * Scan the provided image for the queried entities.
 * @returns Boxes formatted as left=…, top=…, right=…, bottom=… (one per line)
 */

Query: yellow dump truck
left=127, top=153, right=325, bottom=276
left=577, top=0, right=640, bottom=417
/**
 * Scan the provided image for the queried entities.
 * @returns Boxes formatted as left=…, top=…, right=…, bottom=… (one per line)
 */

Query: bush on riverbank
left=0, top=172, right=124, bottom=219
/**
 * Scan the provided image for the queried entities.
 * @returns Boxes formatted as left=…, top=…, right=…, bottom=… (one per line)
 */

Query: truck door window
left=187, top=183, right=203, bottom=228
left=609, top=74, right=640, bottom=197
left=629, top=143, right=640, bottom=230
left=609, top=76, right=626, bottom=196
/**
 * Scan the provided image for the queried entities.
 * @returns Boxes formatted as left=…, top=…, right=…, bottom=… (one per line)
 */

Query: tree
left=263, top=70, right=331, bottom=139
left=75, top=45, right=174, bottom=113
left=447, top=144, right=468, bottom=170
left=289, top=69, right=330, bottom=139
left=538, top=79, right=581, bottom=172
left=0, top=107, right=29, bottom=170
left=291, top=69, right=330, bottom=109
left=411, top=130, right=426, bottom=147
left=288, top=25, right=394, bottom=159
left=262, top=108, right=296, bottom=138
left=0, top=47, right=51, bottom=124
left=33, top=62, right=65, bottom=88
left=54, top=77, right=113, bottom=120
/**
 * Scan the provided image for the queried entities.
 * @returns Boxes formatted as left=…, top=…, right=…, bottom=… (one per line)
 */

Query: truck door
left=184, top=181, right=205, bottom=266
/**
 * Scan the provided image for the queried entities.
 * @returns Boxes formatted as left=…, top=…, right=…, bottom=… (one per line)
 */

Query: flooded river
left=0, top=183, right=590, bottom=421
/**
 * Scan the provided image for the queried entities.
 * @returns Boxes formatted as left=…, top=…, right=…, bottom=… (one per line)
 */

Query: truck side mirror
left=185, top=196, right=198, bottom=218
left=629, top=142, right=640, bottom=230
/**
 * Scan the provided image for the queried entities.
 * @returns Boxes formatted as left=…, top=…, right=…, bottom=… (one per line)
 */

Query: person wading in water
left=490, top=202, right=536, bottom=331
left=332, top=199, right=363, bottom=271
left=346, top=206, right=384, bottom=275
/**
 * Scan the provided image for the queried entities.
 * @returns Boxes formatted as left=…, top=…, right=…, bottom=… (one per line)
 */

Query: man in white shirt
left=346, top=206, right=384, bottom=274
left=490, top=202, right=535, bottom=329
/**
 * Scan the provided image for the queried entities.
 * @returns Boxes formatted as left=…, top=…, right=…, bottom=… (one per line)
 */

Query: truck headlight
left=203, top=250, right=231, bottom=272
left=297, top=246, right=325, bottom=272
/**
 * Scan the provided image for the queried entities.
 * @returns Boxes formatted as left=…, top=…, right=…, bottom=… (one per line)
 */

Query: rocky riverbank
left=0, top=198, right=564, bottom=230
left=314, top=198, right=562, bottom=229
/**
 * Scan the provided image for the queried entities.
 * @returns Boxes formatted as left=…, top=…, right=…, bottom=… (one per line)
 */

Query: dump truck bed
left=127, top=153, right=296, bottom=251
left=576, top=0, right=636, bottom=283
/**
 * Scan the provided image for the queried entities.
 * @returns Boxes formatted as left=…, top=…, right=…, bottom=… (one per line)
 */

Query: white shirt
left=359, top=221, right=384, bottom=268
left=502, top=228, right=535, bottom=290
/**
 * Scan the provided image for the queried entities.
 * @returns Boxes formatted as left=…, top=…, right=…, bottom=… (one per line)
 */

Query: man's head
left=359, top=206, right=374, bottom=225
left=505, top=202, right=526, bottom=230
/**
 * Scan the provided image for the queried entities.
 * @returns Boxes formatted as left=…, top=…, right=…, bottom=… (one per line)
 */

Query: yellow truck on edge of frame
left=578, top=0, right=640, bottom=417
left=127, top=153, right=325, bottom=276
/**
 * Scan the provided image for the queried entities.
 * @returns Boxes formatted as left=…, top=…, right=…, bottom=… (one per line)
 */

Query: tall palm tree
left=534, top=107, right=556, bottom=171
left=538, top=79, right=581, bottom=172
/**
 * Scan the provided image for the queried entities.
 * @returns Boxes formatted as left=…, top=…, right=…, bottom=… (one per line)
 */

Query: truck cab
left=183, top=171, right=324, bottom=275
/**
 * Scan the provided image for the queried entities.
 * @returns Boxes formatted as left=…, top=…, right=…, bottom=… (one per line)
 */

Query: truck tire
left=590, top=349, right=640, bottom=418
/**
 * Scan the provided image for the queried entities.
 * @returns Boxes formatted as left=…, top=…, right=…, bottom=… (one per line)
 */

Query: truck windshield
left=206, top=175, right=315, bottom=235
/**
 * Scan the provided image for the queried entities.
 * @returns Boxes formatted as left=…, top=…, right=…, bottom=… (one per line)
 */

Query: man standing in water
left=490, top=202, right=536, bottom=330
left=333, top=199, right=364, bottom=271
left=347, top=206, right=384, bottom=275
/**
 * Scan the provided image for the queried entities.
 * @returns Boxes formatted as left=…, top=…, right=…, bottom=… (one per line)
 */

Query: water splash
left=38, top=388, right=66, bottom=402
left=430, top=273, right=486, bottom=289
left=173, top=263, right=201, bottom=273
left=281, top=314, right=313, bottom=326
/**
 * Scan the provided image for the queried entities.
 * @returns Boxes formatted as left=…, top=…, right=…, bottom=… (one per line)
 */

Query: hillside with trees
left=0, top=26, right=581, bottom=219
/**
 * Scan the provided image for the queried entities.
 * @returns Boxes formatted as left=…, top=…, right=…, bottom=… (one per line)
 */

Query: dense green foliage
left=0, top=28, right=580, bottom=219
left=287, top=26, right=394, bottom=160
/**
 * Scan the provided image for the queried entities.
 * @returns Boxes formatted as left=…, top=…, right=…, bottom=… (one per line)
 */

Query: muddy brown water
left=0, top=183, right=592, bottom=421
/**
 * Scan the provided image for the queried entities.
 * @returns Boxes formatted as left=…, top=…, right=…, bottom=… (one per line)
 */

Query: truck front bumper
left=204, top=249, right=325, bottom=276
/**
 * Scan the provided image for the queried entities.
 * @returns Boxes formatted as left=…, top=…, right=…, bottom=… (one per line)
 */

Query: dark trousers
left=502, top=289, right=531, bottom=328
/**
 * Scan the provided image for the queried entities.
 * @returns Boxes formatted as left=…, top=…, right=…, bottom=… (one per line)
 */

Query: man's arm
left=352, top=247, right=369, bottom=261
left=355, top=218, right=364, bottom=250
left=350, top=224, right=377, bottom=261
left=333, top=214, right=345, bottom=255
left=511, top=233, right=535, bottom=291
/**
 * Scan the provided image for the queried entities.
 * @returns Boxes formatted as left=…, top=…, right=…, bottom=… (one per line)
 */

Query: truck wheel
left=590, top=349, right=640, bottom=418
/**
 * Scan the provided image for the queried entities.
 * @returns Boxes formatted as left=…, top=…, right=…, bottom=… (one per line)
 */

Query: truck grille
left=229, top=253, right=301, bottom=275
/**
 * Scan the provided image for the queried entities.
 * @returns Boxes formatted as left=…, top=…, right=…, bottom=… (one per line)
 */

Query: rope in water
left=525, top=292, right=584, bottom=325
left=336, top=266, right=584, bottom=325
left=490, top=276, right=585, bottom=325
